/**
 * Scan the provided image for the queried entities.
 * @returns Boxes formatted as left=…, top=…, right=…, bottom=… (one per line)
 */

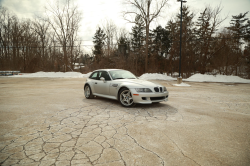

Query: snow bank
left=183, top=73, right=250, bottom=83
left=173, top=83, right=191, bottom=87
left=139, top=73, right=176, bottom=81
left=140, top=73, right=250, bottom=84
left=13, top=72, right=92, bottom=78
left=9, top=72, right=250, bottom=84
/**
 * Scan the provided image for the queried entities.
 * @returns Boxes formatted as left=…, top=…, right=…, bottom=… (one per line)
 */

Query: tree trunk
left=145, top=23, right=149, bottom=73
left=63, top=44, right=67, bottom=72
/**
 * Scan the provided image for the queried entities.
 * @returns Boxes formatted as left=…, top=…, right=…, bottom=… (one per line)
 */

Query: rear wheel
left=119, top=88, right=136, bottom=107
left=84, top=85, right=94, bottom=99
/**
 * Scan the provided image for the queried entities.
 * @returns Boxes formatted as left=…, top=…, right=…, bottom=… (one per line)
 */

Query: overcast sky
left=1, top=0, right=250, bottom=52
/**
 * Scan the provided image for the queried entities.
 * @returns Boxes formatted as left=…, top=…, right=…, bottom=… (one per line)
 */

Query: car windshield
left=109, top=70, right=137, bottom=80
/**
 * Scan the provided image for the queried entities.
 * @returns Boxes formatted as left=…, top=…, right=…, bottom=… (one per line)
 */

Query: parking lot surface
left=0, top=77, right=250, bottom=166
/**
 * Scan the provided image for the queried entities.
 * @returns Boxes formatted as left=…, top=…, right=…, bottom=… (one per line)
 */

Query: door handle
left=95, top=82, right=97, bottom=84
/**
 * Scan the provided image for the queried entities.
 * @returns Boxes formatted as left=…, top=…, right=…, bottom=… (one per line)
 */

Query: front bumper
left=130, top=89, right=169, bottom=104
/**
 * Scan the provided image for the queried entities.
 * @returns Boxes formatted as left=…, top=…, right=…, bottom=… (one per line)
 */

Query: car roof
left=92, top=69, right=124, bottom=72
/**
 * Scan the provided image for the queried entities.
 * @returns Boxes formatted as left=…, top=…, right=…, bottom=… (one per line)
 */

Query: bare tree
left=33, top=17, right=50, bottom=70
left=46, top=0, right=82, bottom=72
left=115, top=27, right=130, bottom=44
left=101, top=19, right=117, bottom=56
left=11, top=16, right=24, bottom=70
left=195, top=4, right=226, bottom=74
left=0, top=6, right=14, bottom=70
left=123, top=0, right=168, bottom=72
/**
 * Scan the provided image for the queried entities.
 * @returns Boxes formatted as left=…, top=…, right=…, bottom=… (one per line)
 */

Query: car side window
left=97, top=71, right=103, bottom=80
left=89, top=72, right=98, bottom=80
left=99, top=71, right=111, bottom=81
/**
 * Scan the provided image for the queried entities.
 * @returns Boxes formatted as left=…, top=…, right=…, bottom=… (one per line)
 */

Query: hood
left=114, top=79, right=162, bottom=88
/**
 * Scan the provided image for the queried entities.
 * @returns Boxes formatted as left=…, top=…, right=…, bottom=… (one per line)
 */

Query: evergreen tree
left=244, top=43, right=250, bottom=78
left=152, top=25, right=171, bottom=57
left=166, top=20, right=179, bottom=74
left=194, top=7, right=216, bottom=74
left=150, top=25, right=171, bottom=72
left=93, top=27, right=106, bottom=63
left=226, top=12, right=249, bottom=75
left=244, top=20, right=250, bottom=78
left=227, top=12, right=249, bottom=44
left=131, top=15, right=145, bottom=53
left=171, top=6, right=195, bottom=76
left=118, top=36, right=129, bottom=56
left=130, top=14, right=145, bottom=75
left=244, top=20, right=250, bottom=41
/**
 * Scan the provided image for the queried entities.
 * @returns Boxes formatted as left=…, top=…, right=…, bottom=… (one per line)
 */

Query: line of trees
left=92, top=4, right=250, bottom=78
left=0, top=0, right=250, bottom=78
left=0, top=1, right=85, bottom=72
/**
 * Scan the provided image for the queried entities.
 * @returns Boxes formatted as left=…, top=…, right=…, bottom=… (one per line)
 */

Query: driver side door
left=93, top=71, right=111, bottom=95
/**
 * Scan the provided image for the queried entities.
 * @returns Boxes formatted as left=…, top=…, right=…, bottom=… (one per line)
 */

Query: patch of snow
left=83, top=72, right=92, bottom=78
left=139, top=73, right=176, bottom=81
left=173, top=83, right=191, bottom=87
left=183, top=74, right=250, bottom=83
left=140, top=73, right=250, bottom=84
left=74, top=66, right=85, bottom=70
left=171, top=72, right=179, bottom=76
left=8, top=72, right=250, bottom=84
left=74, top=63, right=84, bottom=65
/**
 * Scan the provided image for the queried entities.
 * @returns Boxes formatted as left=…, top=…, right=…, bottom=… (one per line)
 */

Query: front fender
left=116, top=82, right=147, bottom=99
left=116, top=86, right=129, bottom=100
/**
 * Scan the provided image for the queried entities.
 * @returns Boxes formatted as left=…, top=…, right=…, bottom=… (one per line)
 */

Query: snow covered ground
left=183, top=73, right=250, bottom=83
left=172, top=83, right=191, bottom=87
left=139, top=73, right=176, bottom=81
left=8, top=72, right=250, bottom=84
left=140, top=73, right=250, bottom=84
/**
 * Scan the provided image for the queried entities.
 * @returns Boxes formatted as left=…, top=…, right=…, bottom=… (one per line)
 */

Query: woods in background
left=0, top=1, right=83, bottom=73
left=92, top=5, right=250, bottom=78
left=0, top=1, right=250, bottom=78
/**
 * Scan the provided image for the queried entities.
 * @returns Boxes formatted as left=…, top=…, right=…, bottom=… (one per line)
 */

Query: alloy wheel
left=120, top=89, right=134, bottom=106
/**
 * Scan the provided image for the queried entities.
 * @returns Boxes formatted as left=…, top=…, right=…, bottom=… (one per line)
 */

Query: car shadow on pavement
left=128, top=103, right=178, bottom=119
left=83, top=96, right=178, bottom=120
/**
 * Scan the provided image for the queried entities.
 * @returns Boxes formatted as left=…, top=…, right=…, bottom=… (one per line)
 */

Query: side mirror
left=100, top=77, right=105, bottom=82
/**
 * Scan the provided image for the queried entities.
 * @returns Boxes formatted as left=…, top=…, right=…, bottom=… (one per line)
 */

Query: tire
left=84, top=85, right=94, bottom=99
left=118, top=88, right=136, bottom=107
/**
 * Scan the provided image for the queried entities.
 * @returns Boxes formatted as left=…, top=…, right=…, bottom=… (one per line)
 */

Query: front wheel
left=84, top=85, right=94, bottom=99
left=119, top=88, right=136, bottom=107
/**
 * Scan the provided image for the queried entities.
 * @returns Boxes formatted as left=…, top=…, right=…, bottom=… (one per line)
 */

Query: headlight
left=164, top=87, right=167, bottom=91
left=135, top=88, right=152, bottom=92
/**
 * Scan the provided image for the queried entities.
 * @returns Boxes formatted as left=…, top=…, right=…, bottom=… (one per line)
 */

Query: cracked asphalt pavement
left=0, top=77, right=250, bottom=166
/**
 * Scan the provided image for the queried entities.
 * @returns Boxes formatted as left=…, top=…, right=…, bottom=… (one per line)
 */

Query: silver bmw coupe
left=84, top=69, right=169, bottom=107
